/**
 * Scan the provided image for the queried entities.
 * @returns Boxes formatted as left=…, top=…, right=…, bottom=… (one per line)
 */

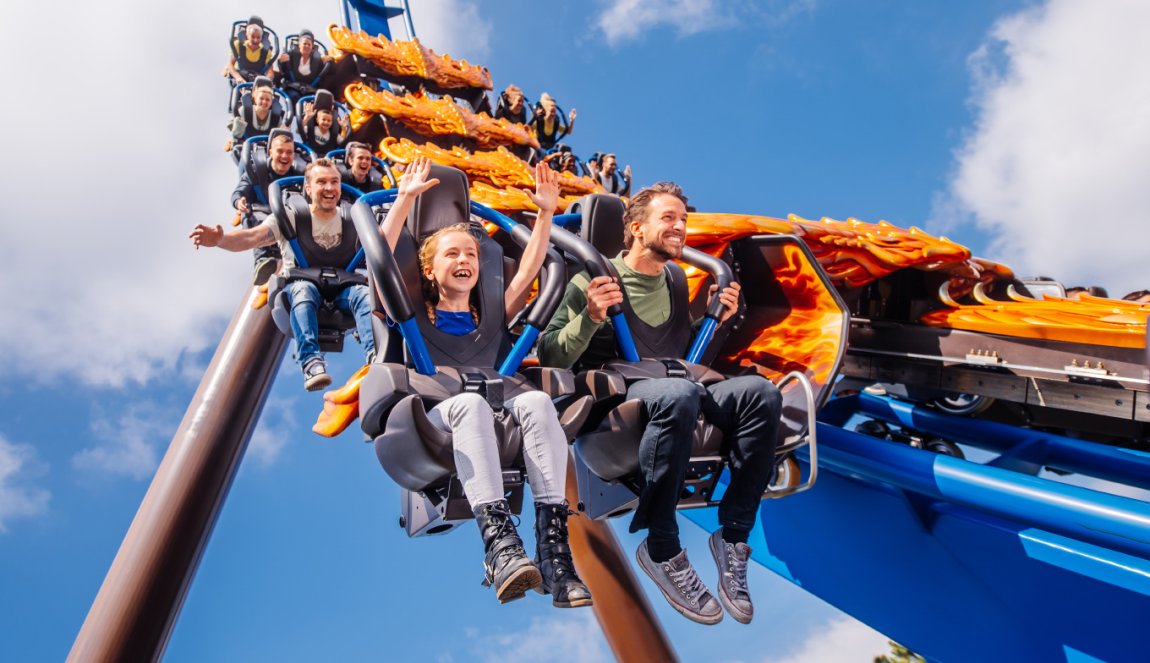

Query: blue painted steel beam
left=856, top=392, right=1150, bottom=493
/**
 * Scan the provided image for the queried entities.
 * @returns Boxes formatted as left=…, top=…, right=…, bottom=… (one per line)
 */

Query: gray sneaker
left=253, top=257, right=278, bottom=286
left=303, top=358, right=332, bottom=391
left=709, top=529, right=753, bottom=624
left=636, top=539, right=722, bottom=625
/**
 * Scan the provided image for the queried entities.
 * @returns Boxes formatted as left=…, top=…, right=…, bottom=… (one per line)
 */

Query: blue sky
left=2, top=0, right=1149, bottom=661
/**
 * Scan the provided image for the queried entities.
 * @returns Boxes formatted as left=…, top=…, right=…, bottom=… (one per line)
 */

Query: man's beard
left=640, top=235, right=682, bottom=261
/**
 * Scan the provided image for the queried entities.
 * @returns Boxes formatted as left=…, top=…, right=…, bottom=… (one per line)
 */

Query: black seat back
left=393, top=165, right=510, bottom=368
left=240, top=135, right=314, bottom=204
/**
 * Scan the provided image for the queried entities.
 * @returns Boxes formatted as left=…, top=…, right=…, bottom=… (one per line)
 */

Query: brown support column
left=69, top=289, right=289, bottom=663
left=565, top=459, right=678, bottom=663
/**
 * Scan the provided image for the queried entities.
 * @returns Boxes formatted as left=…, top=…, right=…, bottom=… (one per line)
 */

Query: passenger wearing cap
left=277, top=28, right=328, bottom=101
left=229, top=76, right=288, bottom=144
left=231, top=128, right=309, bottom=284
left=299, top=89, right=350, bottom=155
left=225, top=16, right=276, bottom=85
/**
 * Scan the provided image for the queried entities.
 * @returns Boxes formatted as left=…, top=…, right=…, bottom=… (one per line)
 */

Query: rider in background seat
left=528, top=93, right=576, bottom=152
left=493, top=84, right=529, bottom=124
left=225, top=16, right=276, bottom=86
left=299, top=90, right=350, bottom=155
left=232, top=129, right=309, bottom=284
left=588, top=153, right=632, bottom=197
left=337, top=142, right=386, bottom=193
left=277, top=29, right=328, bottom=102
left=228, top=76, right=288, bottom=146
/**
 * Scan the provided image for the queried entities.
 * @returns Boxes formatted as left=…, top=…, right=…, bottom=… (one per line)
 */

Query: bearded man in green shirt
left=538, top=182, right=782, bottom=626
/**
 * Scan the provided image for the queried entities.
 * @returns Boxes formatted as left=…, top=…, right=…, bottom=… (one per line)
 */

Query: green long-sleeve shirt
left=538, top=253, right=674, bottom=370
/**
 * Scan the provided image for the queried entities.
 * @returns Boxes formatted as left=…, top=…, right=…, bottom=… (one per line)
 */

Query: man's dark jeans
left=626, top=375, right=782, bottom=557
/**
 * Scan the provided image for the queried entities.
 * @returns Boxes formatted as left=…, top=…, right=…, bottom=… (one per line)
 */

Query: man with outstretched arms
left=232, top=129, right=308, bottom=284
left=191, top=158, right=374, bottom=392
left=538, top=182, right=781, bottom=626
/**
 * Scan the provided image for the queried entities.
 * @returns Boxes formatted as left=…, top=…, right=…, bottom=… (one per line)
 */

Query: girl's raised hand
left=526, top=161, right=560, bottom=214
left=397, top=155, right=441, bottom=199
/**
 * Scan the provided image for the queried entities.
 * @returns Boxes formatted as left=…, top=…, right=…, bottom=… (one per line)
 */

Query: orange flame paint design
left=687, top=213, right=976, bottom=288
left=921, top=293, right=1150, bottom=349
left=379, top=137, right=601, bottom=198
left=469, top=182, right=583, bottom=213
left=686, top=212, right=1144, bottom=349
left=719, top=244, right=845, bottom=386
left=327, top=25, right=492, bottom=90
left=345, top=84, right=539, bottom=149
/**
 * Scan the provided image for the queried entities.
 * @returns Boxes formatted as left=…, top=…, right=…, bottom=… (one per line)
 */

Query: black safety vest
left=234, top=39, right=271, bottom=75
left=620, top=261, right=693, bottom=360
left=337, top=162, right=383, bottom=193
left=285, top=203, right=367, bottom=298
left=239, top=95, right=284, bottom=139
left=286, top=50, right=324, bottom=85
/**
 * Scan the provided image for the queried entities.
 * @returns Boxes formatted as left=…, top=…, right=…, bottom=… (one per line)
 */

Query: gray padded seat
left=353, top=166, right=591, bottom=513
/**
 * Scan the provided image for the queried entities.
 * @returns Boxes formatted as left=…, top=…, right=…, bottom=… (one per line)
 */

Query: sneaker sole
left=636, top=545, right=723, bottom=625
left=305, top=374, right=333, bottom=391
left=496, top=564, right=542, bottom=604
left=253, top=259, right=278, bottom=286
left=552, top=595, right=594, bottom=608
left=709, top=533, right=753, bottom=625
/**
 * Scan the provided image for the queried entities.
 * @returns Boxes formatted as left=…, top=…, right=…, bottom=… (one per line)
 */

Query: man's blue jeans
left=285, top=281, right=375, bottom=367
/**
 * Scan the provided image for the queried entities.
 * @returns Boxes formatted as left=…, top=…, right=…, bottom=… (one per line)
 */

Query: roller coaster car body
left=352, top=166, right=591, bottom=537
left=843, top=265, right=1150, bottom=442
left=265, top=178, right=367, bottom=353
left=557, top=195, right=850, bottom=520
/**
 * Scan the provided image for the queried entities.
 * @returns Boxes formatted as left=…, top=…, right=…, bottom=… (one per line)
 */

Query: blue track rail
left=688, top=393, right=1150, bottom=661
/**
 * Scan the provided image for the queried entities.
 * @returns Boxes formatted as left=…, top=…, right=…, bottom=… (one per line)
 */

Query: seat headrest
left=268, top=128, right=293, bottom=145
left=409, top=165, right=472, bottom=243
left=314, top=89, right=334, bottom=112
left=577, top=194, right=627, bottom=259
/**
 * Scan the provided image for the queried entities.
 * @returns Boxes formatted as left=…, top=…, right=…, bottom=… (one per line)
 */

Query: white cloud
left=0, top=0, right=483, bottom=388
left=0, top=435, right=50, bottom=533
left=246, top=394, right=299, bottom=466
left=596, top=0, right=728, bottom=46
left=594, top=0, right=815, bottom=47
left=404, top=0, right=492, bottom=60
left=471, top=612, right=610, bottom=663
left=768, top=616, right=892, bottom=663
left=933, top=0, right=1150, bottom=294
left=72, top=405, right=174, bottom=480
